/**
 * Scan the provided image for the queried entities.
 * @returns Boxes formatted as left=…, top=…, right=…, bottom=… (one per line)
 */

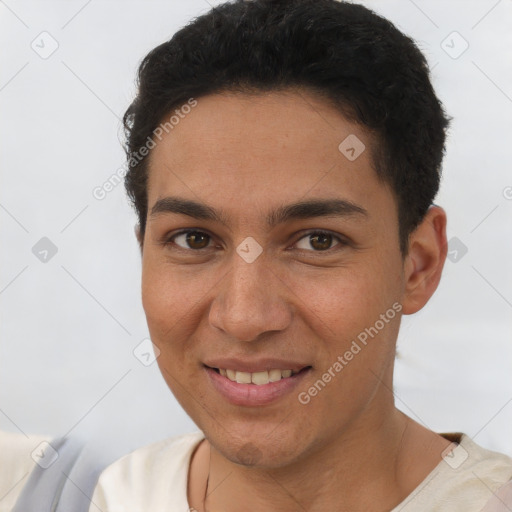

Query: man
left=90, top=0, right=512, bottom=510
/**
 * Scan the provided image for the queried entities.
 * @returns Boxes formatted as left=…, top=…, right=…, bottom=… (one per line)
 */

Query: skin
left=137, top=89, right=452, bottom=511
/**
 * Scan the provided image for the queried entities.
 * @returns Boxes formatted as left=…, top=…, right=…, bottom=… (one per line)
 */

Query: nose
left=208, top=253, right=292, bottom=342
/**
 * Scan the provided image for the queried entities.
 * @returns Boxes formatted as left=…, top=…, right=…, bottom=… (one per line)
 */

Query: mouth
left=207, top=366, right=311, bottom=384
left=204, top=364, right=312, bottom=406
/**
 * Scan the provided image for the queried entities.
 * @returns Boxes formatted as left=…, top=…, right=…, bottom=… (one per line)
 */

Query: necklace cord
left=203, top=442, right=211, bottom=511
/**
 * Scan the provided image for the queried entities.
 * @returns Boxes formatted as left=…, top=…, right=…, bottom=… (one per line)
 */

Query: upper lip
left=204, top=358, right=311, bottom=373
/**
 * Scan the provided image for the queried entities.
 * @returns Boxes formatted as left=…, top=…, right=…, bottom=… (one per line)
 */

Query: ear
left=401, top=205, right=447, bottom=315
left=134, top=224, right=143, bottom=253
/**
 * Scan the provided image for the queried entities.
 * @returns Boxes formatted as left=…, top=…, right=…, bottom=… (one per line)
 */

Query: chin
left=204, top=420, right=310, bottom=469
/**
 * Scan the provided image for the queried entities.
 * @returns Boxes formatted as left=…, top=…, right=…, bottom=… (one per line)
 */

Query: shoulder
left=0, top=430, right=50, bottom=510
left=396, top=433, right=512, bottom=511
left=456, top=434, right=512, bottom=486
left=90, top=430, right=205, bottom=512
left=443, top=434, right=512, bottom=510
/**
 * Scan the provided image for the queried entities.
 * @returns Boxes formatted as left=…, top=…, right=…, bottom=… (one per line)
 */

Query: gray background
left=1, top=0, right=511, bottom=464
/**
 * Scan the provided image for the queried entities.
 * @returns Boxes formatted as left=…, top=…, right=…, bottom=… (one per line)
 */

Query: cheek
left=288, top=264, right=389, bottom=338
left=140, top=261, right=196, bottom=368
left=292, top=266, right=400, bottom=393
left=141, top=255, right=201, bottom=329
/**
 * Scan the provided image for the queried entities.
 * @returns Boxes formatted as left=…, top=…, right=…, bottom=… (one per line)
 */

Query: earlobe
left=135, top=224, right=143, bottom=253
left=401, top=206, right=448, bottom=315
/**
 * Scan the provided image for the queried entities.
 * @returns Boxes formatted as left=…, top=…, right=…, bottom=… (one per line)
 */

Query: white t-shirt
left=89, top=431, right=512, bottom=512
left=0, top=430, right=49, bottom=511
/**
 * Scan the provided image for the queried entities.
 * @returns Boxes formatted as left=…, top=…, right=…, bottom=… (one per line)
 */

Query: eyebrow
left=149, top=196, right=368, bottom=227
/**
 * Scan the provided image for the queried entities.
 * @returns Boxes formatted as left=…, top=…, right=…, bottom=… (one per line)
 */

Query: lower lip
left=205, top=366, right=312, bottom=407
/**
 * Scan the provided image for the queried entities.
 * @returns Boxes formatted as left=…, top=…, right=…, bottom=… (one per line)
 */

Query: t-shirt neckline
left=183, top=431, right=467, bottom=511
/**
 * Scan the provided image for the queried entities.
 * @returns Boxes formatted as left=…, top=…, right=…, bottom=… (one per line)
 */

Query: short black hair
left=123, top=0, right=451, bottom=257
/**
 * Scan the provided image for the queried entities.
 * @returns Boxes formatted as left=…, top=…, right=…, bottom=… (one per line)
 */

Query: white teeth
left=268, top=369, right=282, bottom=382
left=251, top=371, right=269, bottom=385
left=219, top=368, right=297, bottom=385
left=235, top=371, right=252, bottom=384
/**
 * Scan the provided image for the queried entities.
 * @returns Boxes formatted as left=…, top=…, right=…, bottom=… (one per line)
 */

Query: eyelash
left=161, top=229, right=348, bottom=253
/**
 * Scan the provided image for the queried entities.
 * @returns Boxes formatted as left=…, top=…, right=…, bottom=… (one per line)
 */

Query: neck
left=197, top=407, right=449, bottom=512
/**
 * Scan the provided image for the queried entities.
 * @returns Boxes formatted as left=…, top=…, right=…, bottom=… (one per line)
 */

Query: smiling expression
left=139, top=89, right=411, bottom=467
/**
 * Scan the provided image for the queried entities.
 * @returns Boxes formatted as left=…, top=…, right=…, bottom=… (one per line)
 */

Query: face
left=140, top=90, right=410, bottom=468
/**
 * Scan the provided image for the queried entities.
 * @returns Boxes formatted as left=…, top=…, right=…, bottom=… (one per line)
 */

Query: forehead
left=145, top=90, right=396, bottom=227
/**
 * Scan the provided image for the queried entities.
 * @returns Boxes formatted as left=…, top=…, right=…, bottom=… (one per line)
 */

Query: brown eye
left=171, top=230, right=212, bottom=250
left=295, top=231, right=343, bottom=252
